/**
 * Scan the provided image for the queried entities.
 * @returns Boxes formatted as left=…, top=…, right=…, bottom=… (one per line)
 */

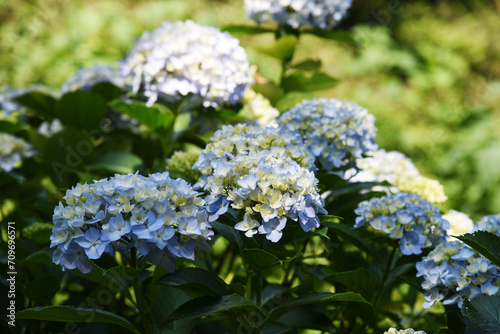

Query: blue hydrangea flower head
left=416, top=239, right=500, bottom=308
left=193, top=125, right=326, bottom=242
left=278, top=98, right=377, bottom=173
left=245, top=0, right=352, bottom=30
left=120, top=20, right=252, bottom=108
left=50, top=172, right=213, bottom=273
left=354, top=192, right=449, bottom=255
left=473, top=214, right=500, bottom=235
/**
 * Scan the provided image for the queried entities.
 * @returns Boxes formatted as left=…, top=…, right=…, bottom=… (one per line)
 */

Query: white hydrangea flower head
left=473, top=214, right=500, bottom=235
left=193, top=123, right=316, bottom=176
left=242, top=88, right=279, bottom=127
left=60, top=64, right=124, bottom=95
left=120, top=20, right=253, bottom=108
left=354, top=192, right=449, bottom=256
left=384, top=329, right=426, bottom=334
left=350, top=150, right=447, bottom=204
left=416, top=239, right=500, bottom=309
left=0, top=133, right=36, bottom=172
left=50, top=172, right=213, bottom=273
left=245, top=0, right=352, bottom=30
left=193, top=125, right=325, bottom=242
left=278, top=98, right=377, bottom=172
left=443, top=210, right=474, bottom=238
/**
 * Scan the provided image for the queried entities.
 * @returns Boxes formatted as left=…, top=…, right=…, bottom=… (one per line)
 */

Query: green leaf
left=22, top=222, right=53, bottom=245
left=165, top=294, right=259, bottom=323
left=156, top=267, right=232, bottom=296
left=291, top=59, right=322, bottom=71
left=268, top=292, right=370, bottom=319
left=86, top=152, right=143, bottom=174
left=252, top=82, right=282, bottom=104
left=257, top=35, right=297, bottom=61
left=322, top=268, right=376, bottom=299
left=109, top=99, right=175, bottom=130
left=24, top=275, right=60, bottom=304
left=321, top=217, right=382, bottom=266
left=212, top=214, right=256, bottom=251
left=462, top=295, right=500, bottom=333
left=434, top=330, right=457, bottom=334
left=16, top=306, right=140, bottom=333
left=221, top=25, right=275, bottom=35
left=303, top=29, right=357, bottom=45
left=0, top=120, right=28, bottom=133
left=56, top=91, right=108, bottom=129
left=456, top=231, right=500, bottom=267
left=282, top=72, right=339, bottom=93
left=241, top=249, right=280, bottom=272
left=90, top=82, right=124, bottom=102
left=14, top=91, right=57, bottom=119
left=326, top=181, right=380, bottom=198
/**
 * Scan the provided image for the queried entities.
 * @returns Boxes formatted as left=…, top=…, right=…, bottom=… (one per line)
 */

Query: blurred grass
left=1, top=0, right=499, bottom=218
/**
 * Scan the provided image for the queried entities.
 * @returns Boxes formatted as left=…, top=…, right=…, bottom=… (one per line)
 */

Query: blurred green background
left=1, top=0, right=499, bottom=218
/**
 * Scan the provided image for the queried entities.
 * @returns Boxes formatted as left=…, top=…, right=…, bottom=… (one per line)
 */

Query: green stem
left=358, top=243, right=398, bottom=334
left=131, top=248, right=152, bottom=334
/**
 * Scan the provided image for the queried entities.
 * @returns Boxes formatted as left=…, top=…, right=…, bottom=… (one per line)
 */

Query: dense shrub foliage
left=1, top=1, right=500, bottom=334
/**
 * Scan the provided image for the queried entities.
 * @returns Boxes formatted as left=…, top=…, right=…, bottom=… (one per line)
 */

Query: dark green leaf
left=435, top=330, right=457, bottom=334
left=109, top=99, right=175, bottom=130
left=241, top=248, right=280, bottom=272
left=56, top=91, right=108, bottom=129
left=322, top=268, right=376, bottom=299
left=156, top=267, right=232, bottom=296
left=291, top=59, right=322, bottom=71
left=22, top=222, right=53, bottom=245
left=276, top=308, right=336, bottom=332
left=90, top=82, right=124, bottom=102
left=326, top=181, right=380, bottom=198
left=0, top=120, right=28, bottom=133
left=282, top=72, right=339, bottom=93
left=321, top=217, right=382, bottom=266
left=16, top=306, right=139, bottom=333
left=303, top=29, right=357, bottom=45
left=86, top=152, right=143, bottom=174
left=14, top=91, right=57, bottom=119
left=23, top=275, right=60, bottom=304
left=221, top=25, right=275, bottom=35
left=268, top=292, right=370, bottom=319
left=257, top=35, right=297, bottom=61
left=457, top=231, right=500, bottom=267
left=165, top=294, right=259, bottom=322
left=462, top=295, right=500, bottom=333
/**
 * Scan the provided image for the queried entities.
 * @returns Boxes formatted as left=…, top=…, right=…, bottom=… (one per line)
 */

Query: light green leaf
left=303, top=29, right=357, bottom=45
left=16, top=306, right=140, bottom=333
left=257, top=35, right=298, bottom=61
left=291, top=59, right=322, bottom=71
left=86, top=152, right=143, bottom=174
left=282, top=72, right=339, bottom=93
left=221, top=25, right=275, bottom=35
left=110, top=99, right=175, bottom=130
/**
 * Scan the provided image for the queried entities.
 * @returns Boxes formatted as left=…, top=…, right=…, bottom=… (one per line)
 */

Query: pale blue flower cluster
left=50, top=172, right=213, bottom=274
left=120, top=20, right=252, bottom=108
left=473, top=214, right=500, bottom=235
left=193, top=123, right=316, bottom=176
left=244, top=0, right=352, bottom=30
left=354, top=193, right=449, bottom=255
left=193, top=125, right=325, bottom=242
left=384, top=329, right=426, bottom=334
left=0, top=133, right=36, bottom=172
left=278, top=98, right=378, bottom=172
left=416, top=240, right=500, bottom=308
left=60, top=64, right=124, bottom=95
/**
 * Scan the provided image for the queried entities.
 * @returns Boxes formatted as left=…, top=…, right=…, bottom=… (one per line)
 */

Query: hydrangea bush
left=5, top=4, right=500, bottom=334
